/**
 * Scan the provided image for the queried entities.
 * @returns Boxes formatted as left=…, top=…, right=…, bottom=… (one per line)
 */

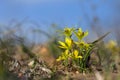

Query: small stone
left=75, top=71, right=79, bottom=74
left=28, top=60, right=34, bottom=67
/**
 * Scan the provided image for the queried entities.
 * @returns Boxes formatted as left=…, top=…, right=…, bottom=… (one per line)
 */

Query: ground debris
left=7, top=57, right=52, bottom=80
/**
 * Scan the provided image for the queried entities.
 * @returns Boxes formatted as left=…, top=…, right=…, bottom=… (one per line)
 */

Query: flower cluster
left=57, top=27, right=93, bottom=72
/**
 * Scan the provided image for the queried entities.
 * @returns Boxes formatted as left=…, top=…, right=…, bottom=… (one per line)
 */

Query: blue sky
left=0, top=0, right=81, bottom=26
left=0, top=0, right=117, bottom=26
left=0, top=0, right=119, bottom=42
left=0, top=0, right=118, bottom=28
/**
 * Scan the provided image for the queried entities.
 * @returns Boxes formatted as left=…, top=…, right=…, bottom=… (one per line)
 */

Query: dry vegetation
left=0, top=22, right=120, bottom=80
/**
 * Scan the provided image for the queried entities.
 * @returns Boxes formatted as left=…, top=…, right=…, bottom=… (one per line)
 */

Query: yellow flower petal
left=65, top=37, right=72, bottom=48
left=64, top=27, right=73, bottom=37
left=78, top=28, right=82, bottom=34
left=77, top=56, right=82, bottom=59
left=58, top=41, right=67, bottom=49
left=56, top=56, right=62, bottom=61
left=84, top=43, right=89, bottom=48
left=64, top=50, right=68, bottom=55
left=73, top=50, right=82, bottom=59
left=74, top=28, right=89, bottom=40
left=74, top=50, right=78, bottom=58
left=84, top=31, right=88, bottom=37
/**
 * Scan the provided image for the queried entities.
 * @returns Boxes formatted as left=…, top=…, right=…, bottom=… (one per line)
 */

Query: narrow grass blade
left=92, top=32, right=110, bottom=44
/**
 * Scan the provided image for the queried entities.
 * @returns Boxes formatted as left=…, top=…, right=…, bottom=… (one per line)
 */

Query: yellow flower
left=75, top=41, right=85, bottom=47
left=74, top=28, right=88, bottom=40
left=75, top=41, right=90, bottom=50
left=79, top=41, right=85, bottom=46
left=64, top=27, right=74, bottom=37
left=56, top=56, right=63, bottom=61
left=56, top=50, right=70, bottom=61
left=106, top=40, right=117, bottom=48
left=58, top=37, right=72, bottom=49
left=84, top=43, right=90, bottom=50
left=73, top=50, right=82, bottom=59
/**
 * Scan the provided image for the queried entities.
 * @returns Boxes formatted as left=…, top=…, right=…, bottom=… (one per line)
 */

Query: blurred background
left=0, top=0, right=120, bottom=80
left=0, top=0, right=120, bottom=43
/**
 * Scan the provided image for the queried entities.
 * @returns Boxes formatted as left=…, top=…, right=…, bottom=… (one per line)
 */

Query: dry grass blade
left=92, top=32, right=110, bottom=44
